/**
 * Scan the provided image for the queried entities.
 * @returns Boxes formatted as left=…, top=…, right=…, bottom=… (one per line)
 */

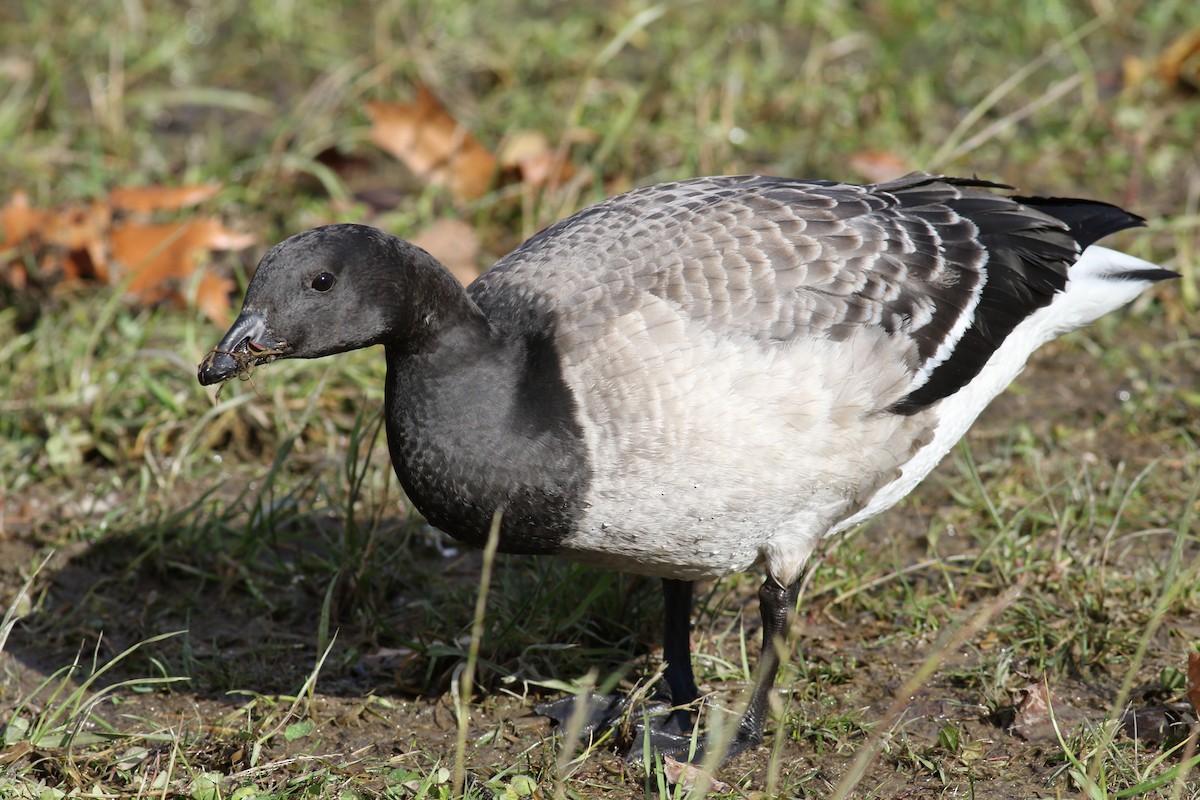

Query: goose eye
left=311, top=272, right=336, bottom=292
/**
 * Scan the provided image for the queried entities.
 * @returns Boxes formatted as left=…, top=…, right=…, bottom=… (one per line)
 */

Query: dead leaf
left=410, top=219, right=481, bottom=286
left=661, top=757, right=732, bottom=794
left=109, top=184, right=222, bottom=214
left=39, top=200, right=113, bottom=281
left=365, top=86, right=498, bottom=201
left=1156, top=27, right=1200, bottom=92
left=0, top=191, right=47, bottom=251
left=0, top=740, right=32, bottom=767
left=1188, top=651, right=1200, bottom=716
left=1011, top=682, right=1087, bottom=743
left=2, top=187, right=250, bottom=326
left=498, top=131, right=576, bottom=190
left=1, top=192, right=43, bottom=290
left=0, top=193, right=112, bottom=280
left=2, top=194, right=114, bottom=283
left=849, top=150, right=912, bottom=184
left=1123, top=28, right=1200, bottom=92
left=194, top=271, right=239, bottom=327
left=114, top=219, right=253, bottom=291
left=112, top=219, right=255, bottom=323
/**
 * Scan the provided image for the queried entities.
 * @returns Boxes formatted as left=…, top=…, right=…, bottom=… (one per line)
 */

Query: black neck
left=382, top=314, right=589, bottom=554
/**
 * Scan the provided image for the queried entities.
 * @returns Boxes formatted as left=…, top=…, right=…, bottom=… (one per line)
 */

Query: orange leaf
left=3, top=188, right=248, bottom=325
left=365, top=86, right=498, bottom=201
left=2, top=192, right=110, bottom=285
left=0, top=191, right=47, bottom=250
left=194, top=270, right=238, bottom=326
left=498, top=131, right=576, bottom=190
left=849, top=150, right=912, bottom=184
left=112, top=218, right=255, bottom=324
left=1157, top=27, right=1200, bottom=91
left=411, top=219, right=481, bottom=286
left=109, top=183, right=222, bottom=214
left=40, top=200, right=113, bottom=281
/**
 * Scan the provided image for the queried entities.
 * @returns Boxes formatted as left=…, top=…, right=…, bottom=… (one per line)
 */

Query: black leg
left=661, top=578, right=700, bottom=708
left=539, top=579, right=703, bottom=751
left=732, top=576, right=801, bottom=749
left=541, top=574, right=802, bottom=765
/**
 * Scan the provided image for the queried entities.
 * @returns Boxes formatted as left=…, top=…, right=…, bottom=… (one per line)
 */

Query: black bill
left=197, top=311, right=283, bottom=385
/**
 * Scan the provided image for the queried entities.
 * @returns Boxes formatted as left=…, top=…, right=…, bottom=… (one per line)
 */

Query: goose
left=197, top=172, right=1174, bottom=761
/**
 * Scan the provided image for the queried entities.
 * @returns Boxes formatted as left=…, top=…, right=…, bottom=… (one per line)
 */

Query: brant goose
left=198, top=173, right=1173, bottom=760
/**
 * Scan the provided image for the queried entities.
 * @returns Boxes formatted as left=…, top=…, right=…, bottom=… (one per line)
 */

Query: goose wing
left=469, top=173, right=1141, bottom=413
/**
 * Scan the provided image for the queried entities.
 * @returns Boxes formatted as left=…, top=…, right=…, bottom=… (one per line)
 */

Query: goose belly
left=555, top=303, right=934, bottom=582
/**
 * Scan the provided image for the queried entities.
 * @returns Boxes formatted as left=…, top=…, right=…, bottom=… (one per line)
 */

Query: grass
left=2, top=0, right=1199, bottom=797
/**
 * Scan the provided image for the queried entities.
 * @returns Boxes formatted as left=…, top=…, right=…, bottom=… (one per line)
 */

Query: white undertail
left=832, top=245, right=1163, bottom=536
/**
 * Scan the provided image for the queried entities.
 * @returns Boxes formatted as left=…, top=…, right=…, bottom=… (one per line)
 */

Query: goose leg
left=542, top=575, right=800, bottom=763
left=637, top=575, right=801, bottom=763
left=727, top=576, right=801, bottom=754
left=623, top=578, right=703, bottom=759
left=661, top=578, right=701, bottom=714
left=537, top=579, right=701, bottom=747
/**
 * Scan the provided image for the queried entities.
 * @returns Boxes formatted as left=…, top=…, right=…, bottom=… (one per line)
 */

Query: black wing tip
left=1109, top=266, right=1180, bottom=283
left=1012, top=194, right=1145, bottom=249
left=873, top=176, right=1146, bottom=249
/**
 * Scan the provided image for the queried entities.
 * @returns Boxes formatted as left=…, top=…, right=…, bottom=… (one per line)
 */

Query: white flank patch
left=831, top=245, right=1163, bottom=535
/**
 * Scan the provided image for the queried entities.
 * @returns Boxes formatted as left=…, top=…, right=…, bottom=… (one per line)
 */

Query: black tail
left=1012, top=195, right=1145, bottom=251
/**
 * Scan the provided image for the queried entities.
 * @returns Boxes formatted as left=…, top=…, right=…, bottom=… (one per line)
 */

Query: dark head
left=198, top=223, right=455, bottom=385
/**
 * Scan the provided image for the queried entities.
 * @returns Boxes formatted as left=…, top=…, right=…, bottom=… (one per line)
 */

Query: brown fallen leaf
left=194, top=271, right=239, bottom=328
left=40, top=199, right=113, bottom=281
left=114, top=219, right=255, bottom=291
left=1011, top=682, right=1087, bottom=743
left=113, top=219, right=256, bottom=324
left=1, top=192, right=45, bottom=290
left=365, top=86, right=498, bottom=202
left=1156, top=27, right=1200, bottom=92
left=498, top=130, right=576, bottom=190
left=3, top=193, right=111, bottom=291
left=0, top=195, right=113, bottom=284
left=849, top=150, right=912, bottom=184
left=0, top=190, right=47, bottom=251
left=661, top=757, right=732, bottom=794
left=0, top=740, right=32, bottom=767
left=109, top=183, right=222, bottom=214
left=410, top=219, right=481, bottom=286
left=3, top=186, right=250, bottom=326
